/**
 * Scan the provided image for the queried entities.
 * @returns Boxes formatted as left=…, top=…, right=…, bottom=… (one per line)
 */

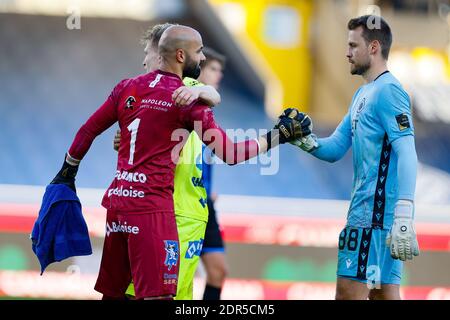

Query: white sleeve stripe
left=253, top=138, right=260, bottom=154
left=66, top=152, right=81, bottom=166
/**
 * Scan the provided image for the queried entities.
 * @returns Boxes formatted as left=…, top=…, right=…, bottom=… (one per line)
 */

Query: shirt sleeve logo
left=395, top=113, right=410, bottom=131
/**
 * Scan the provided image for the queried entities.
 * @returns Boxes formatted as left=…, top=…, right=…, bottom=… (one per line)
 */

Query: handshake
left=274, top=108, right=318, bottom=152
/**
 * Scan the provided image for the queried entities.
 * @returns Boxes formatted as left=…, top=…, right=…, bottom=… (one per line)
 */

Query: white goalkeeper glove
left=386, top=200, right=420, bottom=261
left=290, top=134, right=319, bottom=152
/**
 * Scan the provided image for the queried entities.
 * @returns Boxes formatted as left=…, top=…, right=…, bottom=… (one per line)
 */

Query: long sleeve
left=310, top=112, right=352, bottom=163
left=391, top=135, right=417, bottom=201
left=183, top=105, right=259, bottom=165
left=375, top=82, right=416, bottom=200
left=67, top=81, right=123, bottom=160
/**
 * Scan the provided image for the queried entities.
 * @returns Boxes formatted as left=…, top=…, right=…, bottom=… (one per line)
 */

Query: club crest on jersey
left=125, top=96, right=136, bottom=109
left=356, top=98, right=366, bottom=113
left=163, top=240, right=179, bottom=271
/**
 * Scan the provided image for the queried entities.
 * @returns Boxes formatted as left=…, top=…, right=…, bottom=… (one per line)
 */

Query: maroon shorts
left=94, top=210, right=179, bottom=299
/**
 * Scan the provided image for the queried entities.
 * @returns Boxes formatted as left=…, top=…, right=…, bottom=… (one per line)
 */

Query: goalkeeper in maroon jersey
left=50, top=25, right=313, bottom=300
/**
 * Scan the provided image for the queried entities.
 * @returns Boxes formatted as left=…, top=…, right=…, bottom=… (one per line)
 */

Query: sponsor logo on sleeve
left=395, top=113, right=410, bottom=131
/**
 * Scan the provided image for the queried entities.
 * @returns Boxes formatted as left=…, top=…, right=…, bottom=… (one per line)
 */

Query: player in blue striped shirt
left=292, top=15, right=419, bottom=300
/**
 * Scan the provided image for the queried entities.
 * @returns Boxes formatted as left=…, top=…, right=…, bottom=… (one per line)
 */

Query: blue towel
left=31, top=184, right=92, bottom=274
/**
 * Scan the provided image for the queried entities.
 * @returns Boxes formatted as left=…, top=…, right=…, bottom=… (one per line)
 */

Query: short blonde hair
left=141, top=23, right=176, bottom=48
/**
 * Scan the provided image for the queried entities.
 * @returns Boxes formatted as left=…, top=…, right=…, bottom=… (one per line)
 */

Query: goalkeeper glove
left=386, top=200, right=420, bottom=261
left=290, top=134, right=319, bottom=152
left=275, top=108, right=312, bottom=143
left=50, top=154, right=80, bottom=193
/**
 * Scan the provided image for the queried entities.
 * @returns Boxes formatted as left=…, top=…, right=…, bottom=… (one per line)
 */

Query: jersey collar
left=373, top=70, right=390, bottom=82
left=156, top=69, right=182, bottom=80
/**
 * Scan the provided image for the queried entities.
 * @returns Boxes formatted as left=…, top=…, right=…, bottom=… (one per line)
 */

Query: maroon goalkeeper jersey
left=67, top=70, right=259, bottom=214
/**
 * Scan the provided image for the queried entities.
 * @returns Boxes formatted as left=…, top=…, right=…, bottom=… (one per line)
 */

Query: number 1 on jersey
left=127, top=118, right=140, bottom=165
